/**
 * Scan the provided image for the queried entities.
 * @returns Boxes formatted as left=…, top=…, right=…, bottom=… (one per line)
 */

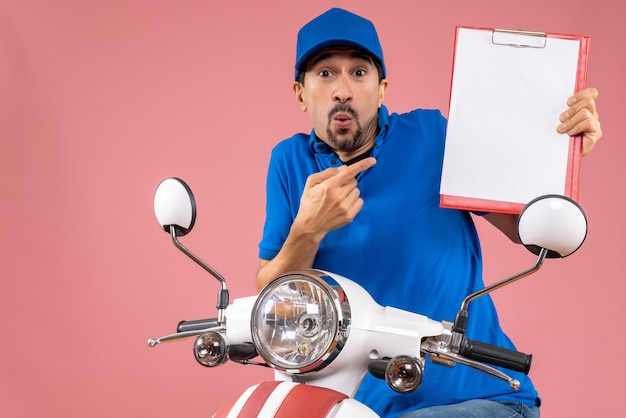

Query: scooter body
left=149, top=178, right=588, bottom=418
left=213, top=270, right=443, bottom=417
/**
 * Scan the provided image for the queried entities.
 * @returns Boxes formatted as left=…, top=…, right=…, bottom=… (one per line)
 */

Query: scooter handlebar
left=459, top=338, right=532, bottom=374
left=177, top=318, right=219, bottom=333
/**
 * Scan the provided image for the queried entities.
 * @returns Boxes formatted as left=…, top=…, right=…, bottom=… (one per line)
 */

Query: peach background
left=1, top=0, right=624, bottom=416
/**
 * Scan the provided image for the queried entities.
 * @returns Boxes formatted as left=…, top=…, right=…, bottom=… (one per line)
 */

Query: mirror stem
left=170, top=228, right=229, bottom=324
left=462, top=247, right=548, bottom=311
left=453, top=247, right=548, bottom=335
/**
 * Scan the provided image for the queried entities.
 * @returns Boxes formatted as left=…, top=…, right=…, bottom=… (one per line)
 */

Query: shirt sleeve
left=258, top=148, right=294, bottom=260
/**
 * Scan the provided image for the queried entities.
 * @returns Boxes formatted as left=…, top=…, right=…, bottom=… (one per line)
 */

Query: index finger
left=336, top=157, right=377, bottom=181
left=569, top=87, right=598, bottom=106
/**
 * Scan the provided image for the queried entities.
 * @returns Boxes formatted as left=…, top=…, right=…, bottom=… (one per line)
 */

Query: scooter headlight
left=251, top=271, right=350, bottom=373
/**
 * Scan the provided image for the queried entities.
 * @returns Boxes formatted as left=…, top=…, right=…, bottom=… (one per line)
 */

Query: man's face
left=294, top=48, right=388, bottom=157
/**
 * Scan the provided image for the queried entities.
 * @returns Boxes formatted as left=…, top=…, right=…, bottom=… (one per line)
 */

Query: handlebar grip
left=459, top=338, right=532, bottom=374
left=177, top=318, right=219, bottom=333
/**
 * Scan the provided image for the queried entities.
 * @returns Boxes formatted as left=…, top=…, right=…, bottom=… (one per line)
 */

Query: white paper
left=440, top=28, right=581, bottom=206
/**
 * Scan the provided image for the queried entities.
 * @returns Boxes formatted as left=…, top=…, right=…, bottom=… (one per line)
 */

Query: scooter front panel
left=212, top=381, right=354, bottom=418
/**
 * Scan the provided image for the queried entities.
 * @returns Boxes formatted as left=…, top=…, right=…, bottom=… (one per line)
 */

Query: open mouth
left=330, top=104, right=358, bottom=129
left=333, top=113, right=353, bottom=129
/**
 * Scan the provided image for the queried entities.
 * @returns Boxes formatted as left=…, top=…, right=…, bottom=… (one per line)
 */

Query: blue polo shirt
left=259, top=105, right=538, bottom=416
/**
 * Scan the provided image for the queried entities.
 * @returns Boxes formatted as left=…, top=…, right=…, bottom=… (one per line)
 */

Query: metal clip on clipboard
left=492, top=29, right=547, bottom=48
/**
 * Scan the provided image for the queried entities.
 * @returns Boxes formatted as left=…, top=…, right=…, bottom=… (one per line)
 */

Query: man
left=256, top=8, right=601, bottom=418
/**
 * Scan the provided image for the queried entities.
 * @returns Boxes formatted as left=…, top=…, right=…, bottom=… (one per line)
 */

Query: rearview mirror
left=154, top=177, right=196, bottom=237
left=518, top=195, right=587, bottom=258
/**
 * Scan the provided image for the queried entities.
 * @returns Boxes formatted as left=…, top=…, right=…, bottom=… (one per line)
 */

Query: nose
left=333, top=74, right=352, bottom=104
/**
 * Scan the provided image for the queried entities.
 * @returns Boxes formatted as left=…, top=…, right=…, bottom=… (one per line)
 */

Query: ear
left=293, top=81, right=307, bottom=112
left=378, top=79, right=388, bottom=107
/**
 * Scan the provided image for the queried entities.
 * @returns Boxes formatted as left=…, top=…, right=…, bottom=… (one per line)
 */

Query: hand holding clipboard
left=439, top=27, right=595, bottom=214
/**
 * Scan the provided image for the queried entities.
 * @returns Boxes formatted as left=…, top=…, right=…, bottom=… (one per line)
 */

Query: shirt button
left=331, top=160, right=337, bottom=165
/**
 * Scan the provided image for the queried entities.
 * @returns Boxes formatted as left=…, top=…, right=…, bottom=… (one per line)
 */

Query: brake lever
left=147, top=325, right=225, bottom=347
left=421, top=339, right=520, bottom=390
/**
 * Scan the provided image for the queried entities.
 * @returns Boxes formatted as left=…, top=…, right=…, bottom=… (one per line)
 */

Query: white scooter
left=148, top=177, right=587, bottom=417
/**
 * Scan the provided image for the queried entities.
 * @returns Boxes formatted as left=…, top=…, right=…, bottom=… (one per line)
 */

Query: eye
left=353, top=68, right=367, bottom=77
left=318, top=69, right=333, bottom=78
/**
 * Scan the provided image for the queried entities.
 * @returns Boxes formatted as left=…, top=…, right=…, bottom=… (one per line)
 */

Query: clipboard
left=439, top=26, right=589, bottom=214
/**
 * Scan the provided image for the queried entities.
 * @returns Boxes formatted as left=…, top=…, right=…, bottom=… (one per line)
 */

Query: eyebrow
left=307, top=50, right=376, bottom=70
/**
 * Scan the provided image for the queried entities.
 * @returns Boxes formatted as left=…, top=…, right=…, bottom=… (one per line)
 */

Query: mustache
left=329, top=104, right=358, bottom=120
